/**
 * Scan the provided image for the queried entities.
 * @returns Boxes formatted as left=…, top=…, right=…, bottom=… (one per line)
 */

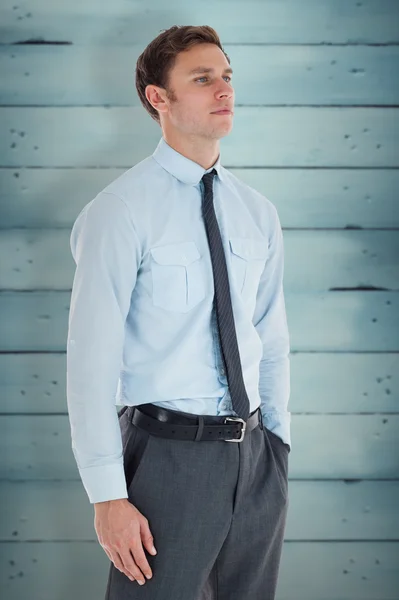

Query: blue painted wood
left=1, top=45, right=399, bottom=105
left=0, top=291, right=397, bottom=352
left=1, top=167, right=398, bottom=229
left=0, top=229, right=397, bottom=291
left=1, top=415, right=398, bottom=480
left=1, top=480, right=398, bottom=541
left=1, top=0, right=398, bottom=44
left=1, top=541, right=398, bottom=600
left=0, top=352, right=397, bottom=414
left=1, top=107, right=398, bottom=167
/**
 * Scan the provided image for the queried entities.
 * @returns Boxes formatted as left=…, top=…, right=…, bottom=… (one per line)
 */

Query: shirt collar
left=152, top=136, right=224, bottom=186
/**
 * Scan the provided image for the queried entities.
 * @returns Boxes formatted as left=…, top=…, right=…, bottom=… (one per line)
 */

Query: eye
left=195, top=76, right=232, bottom=83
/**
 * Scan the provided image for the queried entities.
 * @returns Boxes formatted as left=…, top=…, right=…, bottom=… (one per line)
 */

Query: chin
left=217, top=124, right=233, bottom=138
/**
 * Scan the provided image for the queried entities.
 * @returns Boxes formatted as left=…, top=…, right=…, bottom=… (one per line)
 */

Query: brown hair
left=135, top=25, right=230, bottom=125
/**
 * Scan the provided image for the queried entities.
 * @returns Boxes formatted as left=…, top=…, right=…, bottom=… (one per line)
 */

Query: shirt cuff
left=261, top=410, right=291, bottom=451
left=79, top=461, right=128, bottom=504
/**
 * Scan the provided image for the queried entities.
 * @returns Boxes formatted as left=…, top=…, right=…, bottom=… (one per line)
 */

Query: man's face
left=156, top=43, right=235, bottom=140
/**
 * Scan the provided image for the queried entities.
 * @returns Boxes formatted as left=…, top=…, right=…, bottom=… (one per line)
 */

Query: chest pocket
left=150, top=241, right=206, bottom=312
left=229, top=237, right=268, bottom=303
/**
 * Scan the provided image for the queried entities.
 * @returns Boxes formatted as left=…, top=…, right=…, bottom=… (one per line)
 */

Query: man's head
left=135, top=25, right=234, bottom=142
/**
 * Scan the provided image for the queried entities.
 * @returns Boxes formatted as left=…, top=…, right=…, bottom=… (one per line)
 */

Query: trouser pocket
left=263, top=427, right=289, bottom=501
left=123, top=421, right=152, bottom=494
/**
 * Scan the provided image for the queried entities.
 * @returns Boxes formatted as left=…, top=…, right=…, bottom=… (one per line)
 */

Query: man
left=67, top=24, right=291, bottom=600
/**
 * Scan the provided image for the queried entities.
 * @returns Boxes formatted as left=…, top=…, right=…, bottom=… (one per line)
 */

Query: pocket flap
left=150, top=241, right=201, bottom=266
left=229, top=237, right=268, bottom=260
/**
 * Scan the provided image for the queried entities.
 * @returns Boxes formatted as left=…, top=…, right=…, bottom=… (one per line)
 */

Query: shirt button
left=220, top=368, right=225, bottom=375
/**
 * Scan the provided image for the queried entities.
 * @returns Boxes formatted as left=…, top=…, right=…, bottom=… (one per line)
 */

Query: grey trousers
left=104, top=405, right=289, bottom=600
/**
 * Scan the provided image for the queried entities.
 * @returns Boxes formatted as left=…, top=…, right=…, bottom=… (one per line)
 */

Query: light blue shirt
left=67, top=136, right=291, bottom=504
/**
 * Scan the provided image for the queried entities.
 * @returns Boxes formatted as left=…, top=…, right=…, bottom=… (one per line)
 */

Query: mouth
left=211, top=110, right=233, bottom=115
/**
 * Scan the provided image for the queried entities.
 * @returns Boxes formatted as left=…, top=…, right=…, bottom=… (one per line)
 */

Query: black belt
left=129, top=403, right=262, bottom=442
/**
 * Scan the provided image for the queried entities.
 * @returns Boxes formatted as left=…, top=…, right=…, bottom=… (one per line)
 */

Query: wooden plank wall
left=1, top=1, right=398, bottom=598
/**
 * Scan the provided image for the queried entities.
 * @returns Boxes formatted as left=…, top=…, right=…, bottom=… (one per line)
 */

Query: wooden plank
left=0, top=352, right=397, bottom=414
left=285, top=292, right=399, bottom=352
left=1, top=107, right=398, bottom=168
left=2, top=45, right=399, bottom=106
left=1, top=229, right=398, bottom=292
left=1, top=167, right=398, bottom=229
left=1, top=480, right=398, bottom=541
left=234, top=168, right=399, bottom=229
left=0, top=291, right=398, bottom=352
left=1, top=415, right=398, bottom=480
left=288, top=353, right=398, bottom=413
left=1, top=541, right=398, bottom=600
left=1, top=0, right=398, bottom=44
left=277, top=542, right=399, bottom=600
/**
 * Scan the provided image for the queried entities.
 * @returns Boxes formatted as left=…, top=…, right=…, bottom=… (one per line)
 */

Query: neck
left=162, top=130, right=219, bottom=171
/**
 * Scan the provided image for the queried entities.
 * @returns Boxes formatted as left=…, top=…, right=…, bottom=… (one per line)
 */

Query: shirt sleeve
left=66, top=191, right=141, bottom=503
left=252, top=203, right=291, bottom=450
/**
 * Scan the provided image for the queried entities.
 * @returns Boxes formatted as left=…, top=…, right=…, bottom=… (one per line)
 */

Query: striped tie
left=201, top=168, right=250, bottom=422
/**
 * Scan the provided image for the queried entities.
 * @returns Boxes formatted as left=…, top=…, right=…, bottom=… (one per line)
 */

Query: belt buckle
left=224, top=416, right=246, bottom=442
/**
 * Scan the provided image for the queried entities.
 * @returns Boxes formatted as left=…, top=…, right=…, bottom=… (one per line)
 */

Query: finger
left=110, top=550, right=136, bottom=582
left=141, top=521, right=157, bottom=557
left=121, top=548, right=148, bottom=584
left=129, top=541, right=153, bottom=581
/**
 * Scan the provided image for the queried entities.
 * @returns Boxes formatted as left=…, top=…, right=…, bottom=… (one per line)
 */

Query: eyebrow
left=188, top=66, right=233, bottom=76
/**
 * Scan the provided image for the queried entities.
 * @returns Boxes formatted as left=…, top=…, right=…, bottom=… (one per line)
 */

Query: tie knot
left=201, top=168, right=217, bottom=192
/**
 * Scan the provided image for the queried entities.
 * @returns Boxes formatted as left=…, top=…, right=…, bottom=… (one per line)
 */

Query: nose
left=216, top=81, right=234, bottom=100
